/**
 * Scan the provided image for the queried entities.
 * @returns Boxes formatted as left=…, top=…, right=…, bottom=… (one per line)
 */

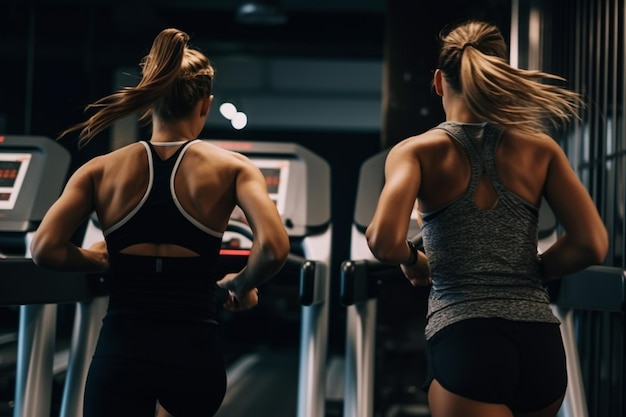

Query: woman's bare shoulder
left=189, top=140, right=256, bottom=167
left=501, top=128, right=563, bottom=158
left=77, top=142, right=146, bottom=176
left=97, top=142, right=146, bottom=161
left=388, top=129, right=458, bottom=163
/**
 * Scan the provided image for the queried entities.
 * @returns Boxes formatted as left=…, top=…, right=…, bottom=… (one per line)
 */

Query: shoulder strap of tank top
left=146, top=139, right=196, bottom=163
left=169, top=139, right=223, bottom=238
left=434, top=122, right=484, bottom=194
left=479, top=125, right=507, bottom=196
left=103, top=141, right=153, bottom=236
left=171, top=139, right=201, bottom=176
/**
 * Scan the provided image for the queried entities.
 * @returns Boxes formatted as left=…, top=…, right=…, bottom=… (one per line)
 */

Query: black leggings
left=84, top=316, right=227, bottom=417
left=424, top=318, right=567, bottom=413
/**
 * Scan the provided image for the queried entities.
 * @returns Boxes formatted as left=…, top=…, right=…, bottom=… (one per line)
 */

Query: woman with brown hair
left=31, top=28, right=290, bottom=416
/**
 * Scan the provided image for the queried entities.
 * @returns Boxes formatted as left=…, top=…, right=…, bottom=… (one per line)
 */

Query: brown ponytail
left=60, top=28, right=214, bottom=147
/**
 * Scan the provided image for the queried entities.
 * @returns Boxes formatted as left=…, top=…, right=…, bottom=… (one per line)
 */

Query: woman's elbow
left=30, top=244, right=51, bottom=268
left=275, top=241, right=290, bottom=266
left=268, top=235, right=290, bottom=267
left=365, top=231, right=395, bottom=263
left=588, top=226, right=609, bottom=265
left=30, top=235, right=58, bottom=269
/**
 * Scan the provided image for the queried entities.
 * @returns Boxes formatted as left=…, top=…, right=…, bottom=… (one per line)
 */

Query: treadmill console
left=207, top=139, right=331, bottom=239
left=0, top=136, right=71, bottom=235
left=0, top=152, right=32, bottom=211
left=251, top=157, right=291, bottom=216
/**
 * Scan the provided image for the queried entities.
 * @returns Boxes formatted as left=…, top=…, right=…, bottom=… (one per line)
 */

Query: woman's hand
left=400, top=250, right=431, bottom=286
left=401, top=262, right=432, bottom=286
left=216, top=273, right=259, bottom=311
left=88, top=240, right=109, bottom=271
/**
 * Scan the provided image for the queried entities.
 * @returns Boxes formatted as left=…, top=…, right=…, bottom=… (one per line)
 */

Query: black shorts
left=84, top=315, right=227, bottom=417
left=424, top=317, right=567, bottom=413
left=84, top=355, right=226, bottom=417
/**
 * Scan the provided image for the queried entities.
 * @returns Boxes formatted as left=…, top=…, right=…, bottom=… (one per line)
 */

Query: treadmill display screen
left=223, top=158, right=291, bottom=252
left=0, top=153, right=32, bottom=210
left=251, top=158, right=290, bottom=216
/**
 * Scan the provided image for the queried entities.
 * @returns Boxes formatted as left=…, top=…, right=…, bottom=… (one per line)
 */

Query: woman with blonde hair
left=366, top=19, right=608, bottom=417
left=31, top=28, right=290, bottom=417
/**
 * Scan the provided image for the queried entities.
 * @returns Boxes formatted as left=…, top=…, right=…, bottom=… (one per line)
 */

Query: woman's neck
left=444, top=99, right=482, bottom=124
left=150, top=118, right=198, bottom=143
left=149, top=140, right=191, bottom=146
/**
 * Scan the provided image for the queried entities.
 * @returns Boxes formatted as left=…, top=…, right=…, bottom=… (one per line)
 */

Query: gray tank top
left=421, top=122, right=559, bottom=340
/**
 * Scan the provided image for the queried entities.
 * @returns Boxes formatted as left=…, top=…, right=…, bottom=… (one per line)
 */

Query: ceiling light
left=236, top=1, right=288, bottom=25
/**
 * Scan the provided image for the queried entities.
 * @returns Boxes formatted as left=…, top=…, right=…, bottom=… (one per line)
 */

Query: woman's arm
left=30, top=161, right=109, bottom=272
left=216, top=157, right=290, bottom=303
left=540, top=140, right=609, bottom=278
left=366, top=140, right=431, bottom=285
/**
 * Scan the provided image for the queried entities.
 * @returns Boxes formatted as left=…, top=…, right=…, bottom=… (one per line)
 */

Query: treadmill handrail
left=340, top=259, right=399, bottom=306
left=553, top=265, right=626, bottom=312
left=0, top=258, right=107, bottom=305
left=299, top=260, right=327, bottom=306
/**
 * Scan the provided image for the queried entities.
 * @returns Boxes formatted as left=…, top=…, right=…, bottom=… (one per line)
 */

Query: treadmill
left=0, top=135, right=108, bottom=417
left=207, top=140, right=333, bottom=417
left=539, top=194, right=626, bottom=417
left=339, top=150, right=428, bottom=417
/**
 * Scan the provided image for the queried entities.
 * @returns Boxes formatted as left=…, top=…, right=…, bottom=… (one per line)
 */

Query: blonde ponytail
left=60, top=28, right=214, bottom=147
left=438, top=20, right=582, bottom=134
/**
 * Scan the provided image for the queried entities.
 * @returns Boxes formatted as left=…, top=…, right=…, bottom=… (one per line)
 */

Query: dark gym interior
left=0, top=0, right=624, bottom=416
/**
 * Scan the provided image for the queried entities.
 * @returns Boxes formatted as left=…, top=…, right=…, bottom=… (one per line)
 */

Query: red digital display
left=0, top=153, right=31, bottom=210
left=0, top=161, right=21, bottom=187
left=219, top=248, right=251, bottom=256
left=260, top=168, right=281, bottom=194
